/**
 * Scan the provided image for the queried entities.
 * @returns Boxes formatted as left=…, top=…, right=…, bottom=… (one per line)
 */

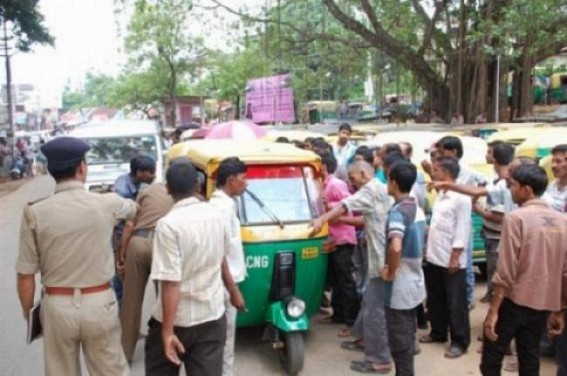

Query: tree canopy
left=0, top=0, right=54, bottom=51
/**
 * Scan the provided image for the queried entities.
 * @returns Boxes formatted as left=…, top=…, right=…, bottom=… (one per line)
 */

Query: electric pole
left=1, top=19, right=14, bottom=156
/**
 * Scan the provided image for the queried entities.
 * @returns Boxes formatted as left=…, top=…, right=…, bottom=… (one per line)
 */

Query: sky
left=2, top=0, right=265, bottom=108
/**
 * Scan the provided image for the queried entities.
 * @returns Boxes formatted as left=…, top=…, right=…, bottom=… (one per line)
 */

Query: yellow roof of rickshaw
left=486, top=126, right=554, bottom=145
left=168, top=140, right=320, bottom=168
left=515, top=128, right=567, bottom=158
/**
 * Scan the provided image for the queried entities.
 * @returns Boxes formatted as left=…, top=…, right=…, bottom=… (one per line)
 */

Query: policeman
left=16, top=137, right=137, bottom=376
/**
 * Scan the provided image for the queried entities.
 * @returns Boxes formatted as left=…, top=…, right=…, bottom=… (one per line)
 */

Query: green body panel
left=550, top=88, right=567, bottom=104
left=236, top=238, right=328, bottom=328
left=264, top=302, right=310, bottom=332
left=472, top=212, right=486, bottom=264
left=536, top=147, right=552, bottom=160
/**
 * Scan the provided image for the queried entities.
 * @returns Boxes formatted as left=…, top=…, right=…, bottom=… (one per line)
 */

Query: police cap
left=40, top=137, right=91, bottom=170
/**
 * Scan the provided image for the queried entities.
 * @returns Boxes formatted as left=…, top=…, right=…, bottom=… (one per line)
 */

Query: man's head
left=492, top=142, right=515, bottom=167
left=379, top=143, right=403, bottom=159
left=354, top=146, right=374, bottom=164
left=216, top=157, right=248, bottom=197
left=130, top=155, right=156, bottom=184
left=437, top=136, right=463, bottom=160
left=432, top=157, right=460, bottom=182
left=486, top=140, right=504, bottom=164
left=41, top=137, right=91, bottom=183
left=509, top=164, right=548, bottom=205
left=382, top=151, right=407, bottom=178
left=370, top=147, right=382, bottom=169
left=319, top=151, right=338, bottom=178
left=399, top=142, right=413, bottom=159
left=337, top=123, right=352, bottom=145
left=166, top=162, right=199, bottom=201
left=387, top=161, right=417, bottom=196
left=550, top=144, right=567, bottom=181
left=347, top=161, right=375, bottom=189
left=506, top=157, right=535, bottom=188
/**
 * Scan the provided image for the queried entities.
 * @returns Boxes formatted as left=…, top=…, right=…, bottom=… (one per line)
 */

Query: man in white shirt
left=146, top=162, right=244, bottom=376
left=420, top=157, right=471, bottom=359
left=437, top=136, right=486, bottom=308
left=332, top=123, right=357, bottom=172
left=209, top=157, right=248, bottom=376
left=542, top=144, right=567, bottom=214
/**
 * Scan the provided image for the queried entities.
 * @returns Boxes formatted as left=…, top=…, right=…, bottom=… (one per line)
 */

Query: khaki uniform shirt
left=16, top=181, right=137, bottom=287
left=133, top=183, right=174, bottom=231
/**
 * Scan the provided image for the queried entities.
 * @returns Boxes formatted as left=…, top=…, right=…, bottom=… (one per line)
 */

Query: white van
left=69, top=120, right=164, bottom=191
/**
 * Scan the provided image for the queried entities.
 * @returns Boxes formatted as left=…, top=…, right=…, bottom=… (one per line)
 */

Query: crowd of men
left=14, top=121, right=567, bottom=375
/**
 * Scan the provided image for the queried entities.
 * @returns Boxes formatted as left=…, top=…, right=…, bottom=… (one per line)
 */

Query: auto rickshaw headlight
left=286, top=298, right=306, bottom=318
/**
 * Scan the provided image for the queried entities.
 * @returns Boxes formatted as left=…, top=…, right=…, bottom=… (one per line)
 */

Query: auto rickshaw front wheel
left=279, top=331, right=304, bottom=375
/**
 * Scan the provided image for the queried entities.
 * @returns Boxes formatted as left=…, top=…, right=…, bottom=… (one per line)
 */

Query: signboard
left=244, top=74, right=295, bottom=123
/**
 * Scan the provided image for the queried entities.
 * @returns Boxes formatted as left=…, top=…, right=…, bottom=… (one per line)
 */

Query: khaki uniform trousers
left=42, top=288, right=128, bottom=376
left=120, top=234, right=154, bottom=361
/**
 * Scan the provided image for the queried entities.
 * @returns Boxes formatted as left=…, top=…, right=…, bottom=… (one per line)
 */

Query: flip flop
left=337, top=327, right=352, bottom=337
left=350, top=360, right=392, bottom=374
left=340, top=340, right=364, bottom=352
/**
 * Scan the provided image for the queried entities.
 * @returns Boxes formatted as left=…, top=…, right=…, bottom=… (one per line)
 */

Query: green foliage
left=0, top=0, right=54, bottom=51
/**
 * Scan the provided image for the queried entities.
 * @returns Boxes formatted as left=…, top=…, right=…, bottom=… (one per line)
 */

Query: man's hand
left=448, top=257, right=460, bottom=274
left=380, top=266, right=395, bottom=281
left=162, top=332, right=186, bottom=365
left=547, top=311, right=565, bottom=337
left=484, top=309, right=499, bottom=342
left=428, top=181, right=451, bottom=192
left=229, top=287, right=246, bottom=311
left=309, top=218, right=324, bottom=237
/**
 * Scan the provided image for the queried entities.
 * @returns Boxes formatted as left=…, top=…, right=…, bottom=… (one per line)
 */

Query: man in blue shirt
left=113, top=155, right=156, bottom=305
left=381, top=161, right=426, bottom=375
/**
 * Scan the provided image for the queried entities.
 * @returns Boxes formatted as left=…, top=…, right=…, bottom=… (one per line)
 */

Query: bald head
left=348, top=161, right=375, bottom=188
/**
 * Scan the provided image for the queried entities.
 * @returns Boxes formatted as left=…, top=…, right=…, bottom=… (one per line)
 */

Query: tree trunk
left=235, top=95, right=240, bottom=120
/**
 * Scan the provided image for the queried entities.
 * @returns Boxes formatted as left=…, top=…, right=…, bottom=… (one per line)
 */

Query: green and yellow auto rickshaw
left=168, top=140, right=328, bottom=375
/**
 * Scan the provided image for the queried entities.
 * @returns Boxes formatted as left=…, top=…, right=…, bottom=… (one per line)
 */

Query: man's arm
left=473, top=203, right=505, bottom=224
left=222, top=258, right=245, bottom=311
left=118, top=220, right=135, bottom=262
left=311, top=203, right=348, bottom=235
left=449, top=196, right=471, bottom=273
left=431, top=181, right=487, bottom=198
left=17, top=274, right=35, bottom=320
left=336, top=215, right=364, bottom=227
left=160, top=280, right=185, bottom=365
left=382, top=237, right=402, bottom=281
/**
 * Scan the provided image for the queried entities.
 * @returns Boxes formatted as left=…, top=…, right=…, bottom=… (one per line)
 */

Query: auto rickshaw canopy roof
left=486, top=126, right=554, bottom=145
left=515, top=128, right=567, bottom=159
left=168, top=140, right=320, bottom=169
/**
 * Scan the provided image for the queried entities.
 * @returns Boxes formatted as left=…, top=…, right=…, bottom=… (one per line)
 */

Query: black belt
left=132, top=228, right=155, bottom=239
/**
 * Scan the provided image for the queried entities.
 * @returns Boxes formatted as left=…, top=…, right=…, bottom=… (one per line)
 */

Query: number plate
left=301, top=247, right=319, bottom=260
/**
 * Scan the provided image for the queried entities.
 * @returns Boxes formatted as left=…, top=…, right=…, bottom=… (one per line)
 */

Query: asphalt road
left=0, top=176, right=556, bottom=375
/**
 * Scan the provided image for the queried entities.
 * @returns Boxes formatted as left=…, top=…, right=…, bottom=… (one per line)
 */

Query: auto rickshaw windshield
left=236, top=164, right=322, bottom=226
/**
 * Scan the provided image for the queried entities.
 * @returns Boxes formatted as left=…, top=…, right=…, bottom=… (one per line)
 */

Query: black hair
left=389, top=161, right=417, bottom=193
left=319, top=151, right=338, bottom=174
left=492, top=143, right=515, bottom=165
left=338, top=123, right=352, bottom=133
left=166, top=162, right=198, bottom=199
left=516, top=156, right=536, bottom=165
left=487, top=140, right=504, bottom=148
left=313, top=139, right=332, bottom=153
left=383, top=151, right=407, bottom=168
left=551, top=144, right=567, bottom=155
left=275, top=137, right=290, bottom=143
left=292, top=140, right=306, bottom=149
left=435, top=157, right=460, bottom=179
left=511, top=164, right=548, bottom=197
left=438, top=136, right=463, bottom=159
left=130, top=155, right=156, bottom=175
left=48, top=160, right=83, bottom=181
left=354, top=146, right=373, bottom=164
left=382, top=143, right=403, bottom=156
left=304, top=137, right=315, bottom=145
left=370, top=146, right=381, bottom=156
left=216, top=157, right=247, bottom=188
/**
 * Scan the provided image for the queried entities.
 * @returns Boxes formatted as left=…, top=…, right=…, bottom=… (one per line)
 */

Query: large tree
left=124, top=0, right=205, bottom=126
left=213, top=0, right=567, bottom=122
left=0, top=0, right=54, bottom=51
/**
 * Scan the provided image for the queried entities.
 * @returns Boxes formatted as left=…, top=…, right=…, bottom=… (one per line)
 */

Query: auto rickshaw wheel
left=279, top=331, right=304, bottom=375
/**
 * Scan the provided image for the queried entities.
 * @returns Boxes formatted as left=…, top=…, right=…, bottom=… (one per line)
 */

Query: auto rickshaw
left=514, top=128, right=567, bottom=161
left=167, top=140, right=328, bottom=375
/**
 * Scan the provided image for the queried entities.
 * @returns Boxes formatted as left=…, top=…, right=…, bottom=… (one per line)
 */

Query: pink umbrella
left=205, top=120, right=267, bottom=140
